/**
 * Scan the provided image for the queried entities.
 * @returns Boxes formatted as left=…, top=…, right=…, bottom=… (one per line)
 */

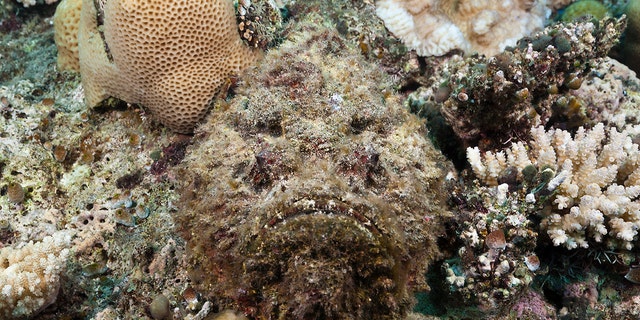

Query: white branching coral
left=16, top=0, right=58, bottom=7
left=467, top=124, right=640, bottom=250
left=0, top=231, right=71, bottom=319
left=375, top=0, right=550, bottom=56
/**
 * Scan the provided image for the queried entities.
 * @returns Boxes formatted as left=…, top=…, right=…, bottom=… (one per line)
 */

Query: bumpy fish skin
left=176, top=12, right=453, bottom=319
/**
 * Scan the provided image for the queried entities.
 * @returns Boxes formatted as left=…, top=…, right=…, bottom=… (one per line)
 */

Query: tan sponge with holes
left=53, top=0, right=82, bottom=71
left=77, top=0, right=260, bottom=133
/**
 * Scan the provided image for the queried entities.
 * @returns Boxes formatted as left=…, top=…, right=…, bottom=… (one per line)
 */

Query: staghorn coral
left=0, top=231, right=71, bottom=319
left=467, top=123, right=640, bottom=250
left=77, top=0, right=262, bottom=133
left=176, top=9, right=453, bottom=319
left=375, top=0, right=550, bottom=57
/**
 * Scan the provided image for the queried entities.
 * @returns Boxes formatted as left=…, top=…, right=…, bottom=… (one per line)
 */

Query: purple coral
left=511, top=290, right=557, bottom=320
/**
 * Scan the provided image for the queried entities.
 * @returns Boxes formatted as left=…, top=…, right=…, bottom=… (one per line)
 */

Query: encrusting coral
left=76, top=0, right=262, bottom=133
left=375, top=0, right=550, bottom=56
left=467, top=123, right=640, bottom=250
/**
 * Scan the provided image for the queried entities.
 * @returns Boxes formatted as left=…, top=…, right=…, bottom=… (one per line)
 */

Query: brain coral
left=78, top=0, right=261, bottom=133
left=375, top=0, right=550, bottom=56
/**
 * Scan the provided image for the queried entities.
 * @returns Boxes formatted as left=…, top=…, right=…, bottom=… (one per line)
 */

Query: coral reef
left=408, top=17, right=625, bottom=152
left=467, top=123, right=640, bottom=250
left=7, top=0, right=640, bottom=318
left=76, top=0, right=262, bottom=133
left=375, top=0, right=549, bottom=56
left=175, top=9, right=453, bottom=319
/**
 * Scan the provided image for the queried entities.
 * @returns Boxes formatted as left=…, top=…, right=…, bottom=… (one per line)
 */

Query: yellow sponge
left=78, top=0, right=261, bottom=133
left=53, top=0, right=82, bottom=72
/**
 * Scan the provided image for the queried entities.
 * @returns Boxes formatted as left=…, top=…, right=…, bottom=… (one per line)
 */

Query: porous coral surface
left=53, top=0, right=81, bottom=71
left=78, top=0, right=261, bottom=133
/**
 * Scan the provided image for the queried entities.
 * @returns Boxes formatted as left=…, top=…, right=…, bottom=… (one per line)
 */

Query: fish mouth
left=239, top=196, right=409, bottom=318
left=260, top=196, right=382, bottom=236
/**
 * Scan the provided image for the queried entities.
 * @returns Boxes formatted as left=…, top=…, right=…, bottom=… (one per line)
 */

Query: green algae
left=562, top=0, right=610, bottom=22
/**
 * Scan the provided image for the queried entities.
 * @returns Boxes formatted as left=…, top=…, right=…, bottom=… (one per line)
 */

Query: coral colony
left=2, top=0, right=640, bottom=319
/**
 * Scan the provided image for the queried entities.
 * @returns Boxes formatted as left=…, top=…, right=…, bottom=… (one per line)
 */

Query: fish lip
left=261, top=196, right=381, bottom=235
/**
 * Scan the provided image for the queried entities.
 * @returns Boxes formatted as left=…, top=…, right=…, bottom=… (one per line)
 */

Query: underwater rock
left=413, top=17, right=625, bottom=152
left=176, top=9, right=453, bottom=320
